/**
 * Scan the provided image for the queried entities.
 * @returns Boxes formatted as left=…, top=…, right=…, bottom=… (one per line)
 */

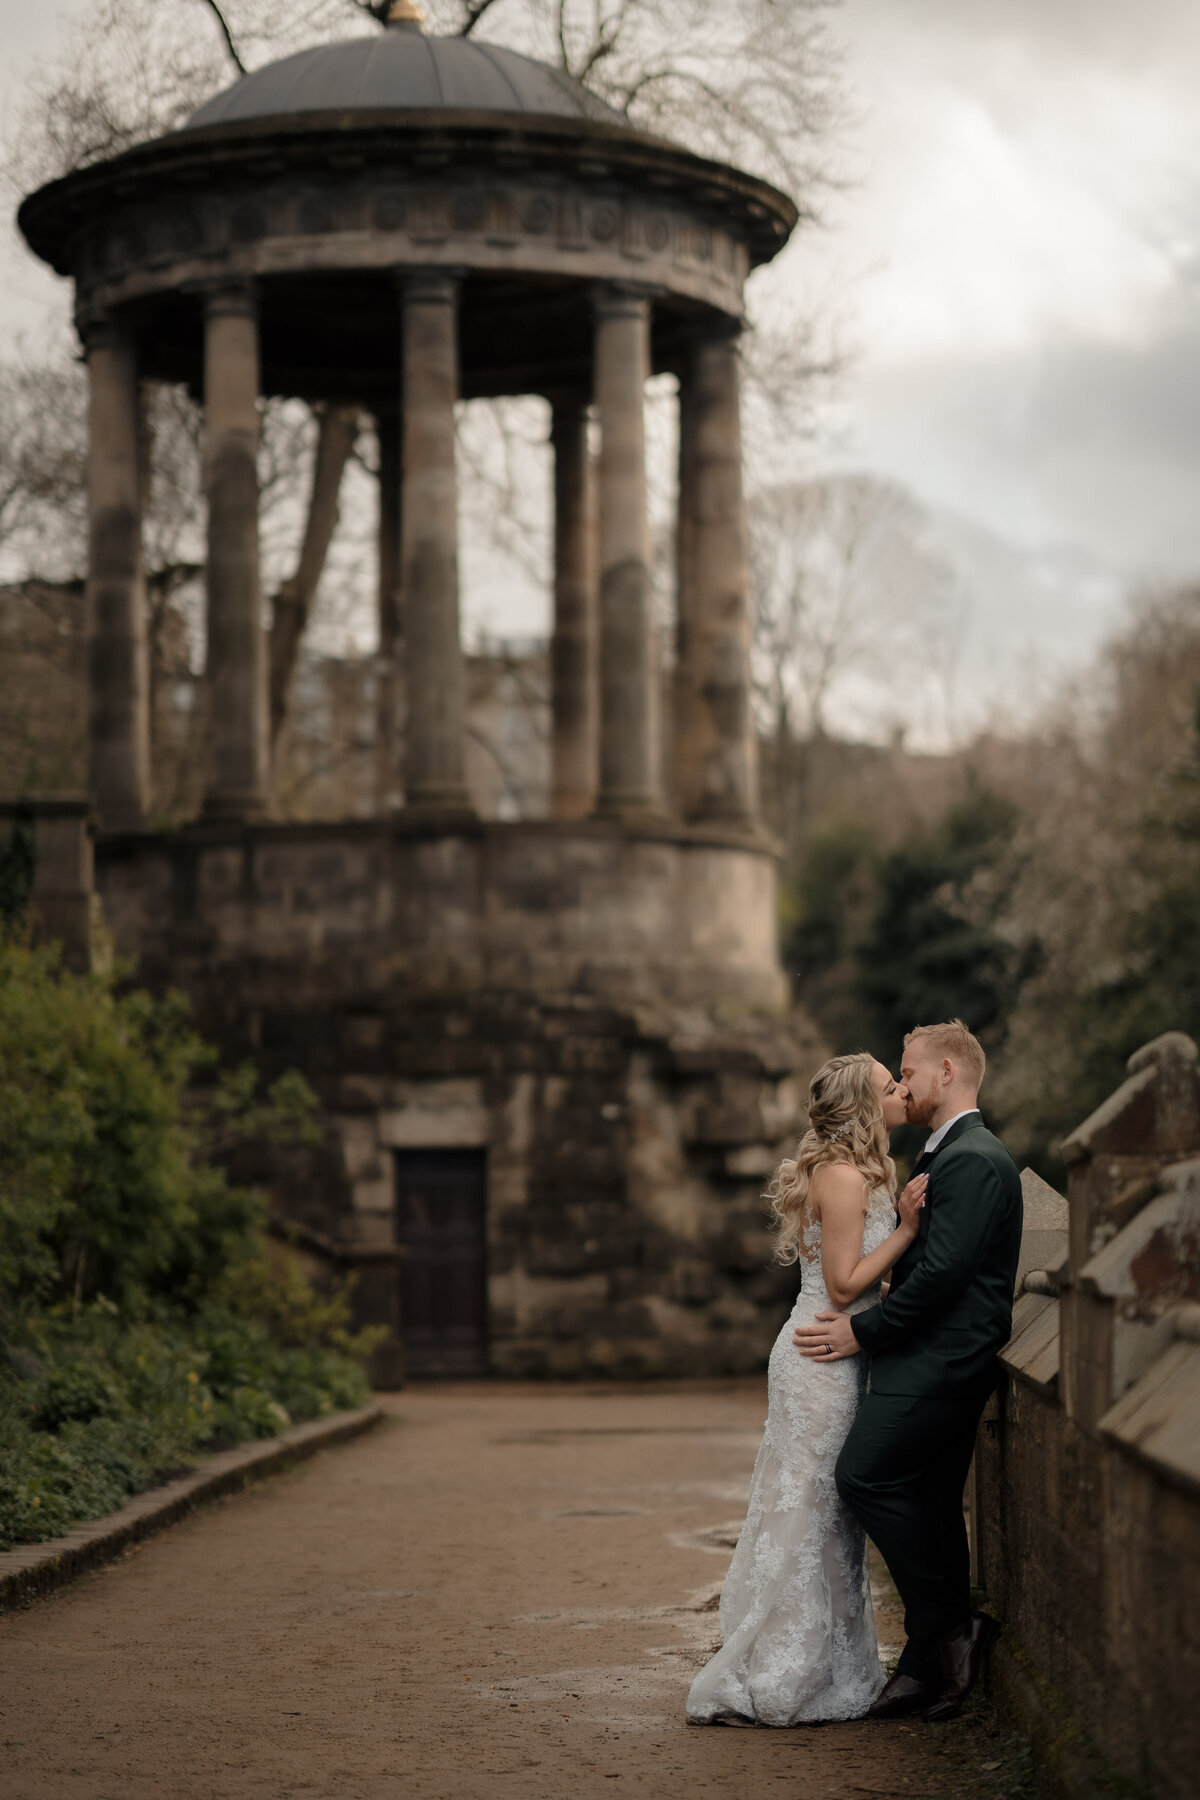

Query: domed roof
left=185, top=22, right=630, bottom=134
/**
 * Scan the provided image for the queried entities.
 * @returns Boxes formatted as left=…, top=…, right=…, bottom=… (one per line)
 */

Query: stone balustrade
left=975, top=1031, right=1200, bottom=1800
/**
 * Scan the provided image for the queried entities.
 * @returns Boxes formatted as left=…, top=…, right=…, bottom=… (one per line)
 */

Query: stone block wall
left=201, top=993, right=820, bottom=1382
left=206, top=989, right=821, bottom=1383
left=975, top=1034, right=1200, bottom=1800
left=976, top=1362, right=1200, bottom=1797
left=96, top=815, right=788, bottom=1010
left=93, top=816, right=821, bottom=1383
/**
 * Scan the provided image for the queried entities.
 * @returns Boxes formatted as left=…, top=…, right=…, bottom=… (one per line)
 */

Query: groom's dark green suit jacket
left=850, top=1113, right=1023, bottom=1398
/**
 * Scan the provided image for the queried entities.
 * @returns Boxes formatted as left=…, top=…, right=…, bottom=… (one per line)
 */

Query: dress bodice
left=794, top=1184, right=897, bottom=1317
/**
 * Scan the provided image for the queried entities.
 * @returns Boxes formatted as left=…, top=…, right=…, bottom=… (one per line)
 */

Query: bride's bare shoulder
left=809, top=1162, right=867, bottom=1217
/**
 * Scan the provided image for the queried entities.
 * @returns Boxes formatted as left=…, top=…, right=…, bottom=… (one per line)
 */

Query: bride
left=686, top=1052, right=925, bottom=1726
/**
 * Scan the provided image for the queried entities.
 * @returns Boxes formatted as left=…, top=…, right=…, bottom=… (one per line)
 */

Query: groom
left=793, top=1018, right=1022, bottom=1721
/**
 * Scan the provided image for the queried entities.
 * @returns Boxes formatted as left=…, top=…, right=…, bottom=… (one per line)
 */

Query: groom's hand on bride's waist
left=793, top=1312, right=861, bottom=1361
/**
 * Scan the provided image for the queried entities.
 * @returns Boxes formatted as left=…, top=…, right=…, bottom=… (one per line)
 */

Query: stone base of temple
left=95, top=817, right=821, bottom=1383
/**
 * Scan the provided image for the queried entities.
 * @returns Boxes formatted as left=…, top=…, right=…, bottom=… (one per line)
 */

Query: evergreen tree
left=854, top=788, right=1023, bottom=1071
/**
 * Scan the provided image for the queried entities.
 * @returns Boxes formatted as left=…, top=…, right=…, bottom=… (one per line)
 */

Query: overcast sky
left=4, top=0, right=1199, bottom=734
left=785, top=0, right=1200, bottom=582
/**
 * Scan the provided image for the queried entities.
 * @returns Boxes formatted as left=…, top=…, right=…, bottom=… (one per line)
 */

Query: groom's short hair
left=903, top=1018, right=986, bottom=1091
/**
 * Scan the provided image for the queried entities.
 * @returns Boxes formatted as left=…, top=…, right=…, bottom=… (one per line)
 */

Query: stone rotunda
left=18, top=3, right=820, bottom=1382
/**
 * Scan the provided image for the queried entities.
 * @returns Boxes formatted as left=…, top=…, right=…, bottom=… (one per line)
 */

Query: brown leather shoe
left=922, top=1611, right=1001, bottom=1722
left=866, top=1673, right=933, bottom=1719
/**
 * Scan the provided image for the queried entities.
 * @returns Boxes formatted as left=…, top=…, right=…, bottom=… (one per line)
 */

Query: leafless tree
left=0, top=356, right=89, bottom=585
left=4, top=0, right=846, bottom=812
left=0, top=354, right=366, bottom=807
left=266, top=405, right=362, bottom=746
left=197, top=1, right=249, bottom=75
left=456, top=397, right=552, bottom=598
left=750, top=474, right=952, bottom=743
left=9, top=1, right=841, bottom=193
left=747, top=472, right=963, bottom=834
left=393, top=1, right=840, bottom=194
left=966, top=585, right=1200, bottom=1163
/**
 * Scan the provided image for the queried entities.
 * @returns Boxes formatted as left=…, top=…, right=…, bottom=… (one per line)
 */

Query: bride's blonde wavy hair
left=767, top=1052, right=897, bottom=1265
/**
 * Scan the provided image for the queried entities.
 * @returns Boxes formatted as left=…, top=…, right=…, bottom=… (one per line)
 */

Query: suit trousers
left=834, top=1387, right=986, bottom=1680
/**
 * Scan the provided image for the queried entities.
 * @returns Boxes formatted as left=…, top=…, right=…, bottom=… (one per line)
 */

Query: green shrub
left=0, top=933, right=324, bottom=1322
left=0, top=1276, right=377, bottom=1550
left=0, top=934, right=379, bottom=1552
left=29, top=1358, right=129, bottom=1431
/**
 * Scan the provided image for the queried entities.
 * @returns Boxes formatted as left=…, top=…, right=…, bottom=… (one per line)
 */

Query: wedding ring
left=825, top=1341, right=832, bottom=1354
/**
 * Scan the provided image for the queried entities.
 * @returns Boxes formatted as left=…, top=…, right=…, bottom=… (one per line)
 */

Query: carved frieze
left=229, top=201, right=267, bottom=244
left=119, top=223, right=149, bottom=267
left=71, top=167, right=752, bottom=323
left=408, top=188, right=448, bottom=244
left=557, top=194, right=586, bottom=250
left=587, top=199, right=620, bottom=244
left=373, top=192, right=407, bottom=231
left=171, top=212, right=204, bottom=256
left=645, top=214, right=671, bottom=253
left=518, top=191, right=553, bottom=235
left=450, top=189, right=488, bottom=233
left=299, top=195, right=334, bottom=234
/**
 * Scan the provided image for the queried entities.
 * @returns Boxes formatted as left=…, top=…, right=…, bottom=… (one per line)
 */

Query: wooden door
left=394, top=1149, right=488, bottom=1377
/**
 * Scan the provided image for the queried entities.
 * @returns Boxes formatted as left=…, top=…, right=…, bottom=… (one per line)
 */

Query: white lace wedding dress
left=686, top=1186, right=895, bottom=1726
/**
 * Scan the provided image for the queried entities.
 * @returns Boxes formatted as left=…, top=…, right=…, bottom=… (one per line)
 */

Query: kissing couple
left=687, top=1018, right=1023, bottom=1727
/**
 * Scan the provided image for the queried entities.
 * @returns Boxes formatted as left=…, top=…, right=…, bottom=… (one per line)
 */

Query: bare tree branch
left=749, top=474, right=954, bottom=749
left=459, top=0, right=505, bottom=36
left=4, top=0, right=851, bottom=823
left=456, top=396, right=551, bottom=591
left=567, top=0, right=631, bottom=84
left=269, top=404, right=360, bottom=746
left=196, top=0, right=248, bottom=77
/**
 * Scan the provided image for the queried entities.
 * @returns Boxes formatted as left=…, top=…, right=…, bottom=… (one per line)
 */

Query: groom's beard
left=905, top=1088, right=938, bottom=1129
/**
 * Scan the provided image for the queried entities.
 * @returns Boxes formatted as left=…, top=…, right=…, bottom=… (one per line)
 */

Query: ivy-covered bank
left=0, top=933, right=378, bottom=1551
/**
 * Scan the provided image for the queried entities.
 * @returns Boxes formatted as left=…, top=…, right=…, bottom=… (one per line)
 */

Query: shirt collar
left=923, top=1108, right=981, bottom=1156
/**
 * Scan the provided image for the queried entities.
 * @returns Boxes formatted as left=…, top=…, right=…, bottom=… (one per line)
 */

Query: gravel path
left=0, top=1382, right=1034, bottom=1800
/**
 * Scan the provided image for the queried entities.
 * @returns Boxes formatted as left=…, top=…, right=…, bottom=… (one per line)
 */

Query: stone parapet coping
left=1000, top=1290, right=1060, bottom=1395
left=94, top=811, right=780, bottom=858
left=0, top=1403, right=384, bottom=1614
left=1099, top=1336, right=1200, bottom=1500
left=0, top=795, right=92, bottom=819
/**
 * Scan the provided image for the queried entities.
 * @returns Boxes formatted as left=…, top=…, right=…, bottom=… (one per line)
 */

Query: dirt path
left=0, top=1383, right=1034, bottom=1800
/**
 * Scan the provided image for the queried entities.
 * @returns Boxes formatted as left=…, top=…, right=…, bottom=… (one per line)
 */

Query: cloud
left=812, top=478, right=1127, bottom=752
left=764, top=0, right=1200, bottom=619
left=814, top=0, right=1199, bottom=355
left=850, top=0, right=1200, bottom=83
left=850, top=279, right=1200, bottom=577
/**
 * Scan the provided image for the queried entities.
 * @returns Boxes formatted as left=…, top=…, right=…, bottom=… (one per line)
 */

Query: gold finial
left=387, top=0, right=427, bottom=26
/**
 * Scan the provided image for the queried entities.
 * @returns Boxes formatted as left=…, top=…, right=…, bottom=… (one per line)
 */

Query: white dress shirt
left=923, top=1107, right=980, bottom=1157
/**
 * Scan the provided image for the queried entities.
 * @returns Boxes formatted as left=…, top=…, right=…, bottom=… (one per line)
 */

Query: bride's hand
left=896, top=1172, right=928, bottom=1235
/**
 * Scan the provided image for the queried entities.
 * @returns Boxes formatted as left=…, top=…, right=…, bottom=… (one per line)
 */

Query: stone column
left=375, top=402, right=403, bottom=813
left=592, top=285, right=659, bottom=818
left=201, top=282, right=268, bottom=821
left=550, top=396, right=597, bottom=818
left=84, top=315, right=150, bottom=831
left=674, top=329, right=757, bottom=825
left=673, top=362, right=700, bottom=817
left=400, top=271, right=472, bottom=812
